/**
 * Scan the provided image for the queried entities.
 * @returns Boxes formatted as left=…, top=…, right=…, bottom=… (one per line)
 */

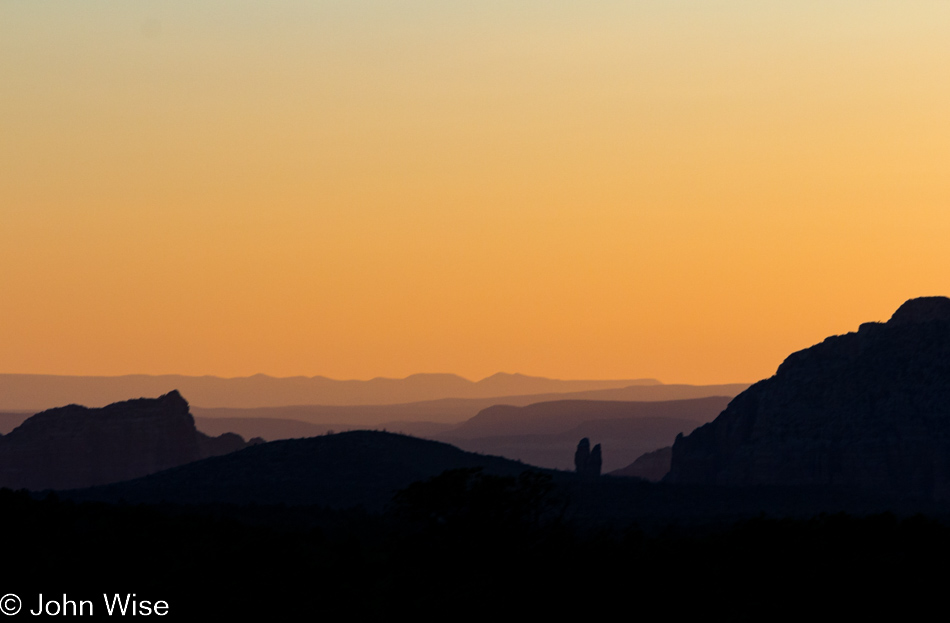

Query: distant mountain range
left=444, top=397, right=727, bottom=438
left=0, top=375, right=747, bottom=434
left=190, top=382, right=747, bottom=425
left=0, top=372, right=663, bottom=411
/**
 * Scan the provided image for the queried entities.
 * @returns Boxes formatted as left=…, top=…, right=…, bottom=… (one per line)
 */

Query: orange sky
left=2, top=2, right=949, bottom=384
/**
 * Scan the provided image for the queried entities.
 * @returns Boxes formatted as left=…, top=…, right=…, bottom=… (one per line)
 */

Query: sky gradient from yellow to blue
left=2, top=2, right=949, bottom=384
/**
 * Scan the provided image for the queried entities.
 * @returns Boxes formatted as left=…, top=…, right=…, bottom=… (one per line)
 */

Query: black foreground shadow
left=5, top=468, right=950, bottom=619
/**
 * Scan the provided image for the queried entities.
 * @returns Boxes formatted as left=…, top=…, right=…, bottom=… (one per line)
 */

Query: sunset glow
left=3, top=2, right=949, bottom=383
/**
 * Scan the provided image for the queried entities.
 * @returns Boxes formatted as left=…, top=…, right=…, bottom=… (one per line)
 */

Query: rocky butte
left=666, top=296, right=950, bottom=501
left=0, top=390, right=255, bottom=490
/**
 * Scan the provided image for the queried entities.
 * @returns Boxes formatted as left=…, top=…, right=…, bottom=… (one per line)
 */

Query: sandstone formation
left=574, top=437, right=602, bottom=478
left=575, top=437, right=590, bottom=473
left=0, top=390, right=254, bottom=490
left=666, top=297, right=950, bottom=500
left=589, top=443, right=602, bottom=477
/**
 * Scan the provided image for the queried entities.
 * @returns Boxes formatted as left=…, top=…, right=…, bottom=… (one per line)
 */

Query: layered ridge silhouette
left=193, top=396, right=732, bottom=472
left=433, top=396, right=730, bottom=471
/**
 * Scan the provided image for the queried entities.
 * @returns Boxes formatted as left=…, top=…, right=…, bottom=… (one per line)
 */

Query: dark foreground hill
left=68, top=428, right=924, bottom=523
left=70, top=430, right=546, bottom=511
left=0, top=391, right=252, bottom=490
left=8, top=486, right=949, bottom=618
left=668, top=296, right=950, bottom=500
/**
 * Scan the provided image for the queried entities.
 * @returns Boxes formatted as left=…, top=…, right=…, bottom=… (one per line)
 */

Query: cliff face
left=0, top=390, right=250, bottom=490
left=666, top=297, right=950, bottom=500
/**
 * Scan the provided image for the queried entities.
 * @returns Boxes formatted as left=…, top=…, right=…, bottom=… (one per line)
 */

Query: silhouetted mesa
left=0, top=390, right=254, bottom=491
left=667, top=297, right=950, bottom=500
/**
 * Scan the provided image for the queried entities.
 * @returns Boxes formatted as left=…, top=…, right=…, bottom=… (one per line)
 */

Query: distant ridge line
left=0, top=372, right=669, bottom=411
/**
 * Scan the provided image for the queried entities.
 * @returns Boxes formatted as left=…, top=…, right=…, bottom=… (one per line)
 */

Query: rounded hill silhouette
left=74, top=430, right=544, bottom=510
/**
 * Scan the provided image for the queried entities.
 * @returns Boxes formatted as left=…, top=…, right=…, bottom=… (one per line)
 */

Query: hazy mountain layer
left=432, top=396, right=730, bottom=471
left=445, top=396, right=729, bottom=438
left=0, top=378, right=747, bottom=432
left=191, top=383, right=748, bottom=426
left=0, top=412, right=31, bottom=434
left=608, top=447, right=673, bottom=481
left=0, top=372, right=660, bottom=411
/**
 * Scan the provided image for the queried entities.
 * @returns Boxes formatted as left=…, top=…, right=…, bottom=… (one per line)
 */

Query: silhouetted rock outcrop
left=589, top=444, right=602, bottom=477
left=0, top=390, right=252, bottom=490
left=575, top=438, right=590, bottom=473
left=574, top=438, right=601, bottom=478
left=667, top=297, right=950, bottom=500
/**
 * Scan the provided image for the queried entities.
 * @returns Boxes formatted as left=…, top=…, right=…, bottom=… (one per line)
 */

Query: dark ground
left=2, top=470, right=948, bottom=619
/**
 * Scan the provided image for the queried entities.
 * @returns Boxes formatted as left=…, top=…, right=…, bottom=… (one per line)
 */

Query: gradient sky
left=2, top=2, right=949, bottom=384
